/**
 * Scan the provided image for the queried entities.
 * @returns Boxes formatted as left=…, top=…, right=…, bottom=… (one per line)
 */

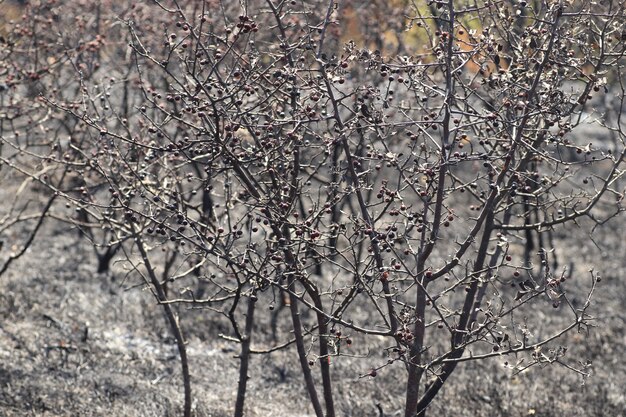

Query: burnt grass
left=1, top=192, right=625, bottom=417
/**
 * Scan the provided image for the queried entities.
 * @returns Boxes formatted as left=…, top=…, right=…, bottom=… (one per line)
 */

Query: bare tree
left=2, top=0, right=625, bottom=416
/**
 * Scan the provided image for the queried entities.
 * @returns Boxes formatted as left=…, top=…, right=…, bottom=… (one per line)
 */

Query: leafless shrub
left=2, top=0, right=625, bottom=416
